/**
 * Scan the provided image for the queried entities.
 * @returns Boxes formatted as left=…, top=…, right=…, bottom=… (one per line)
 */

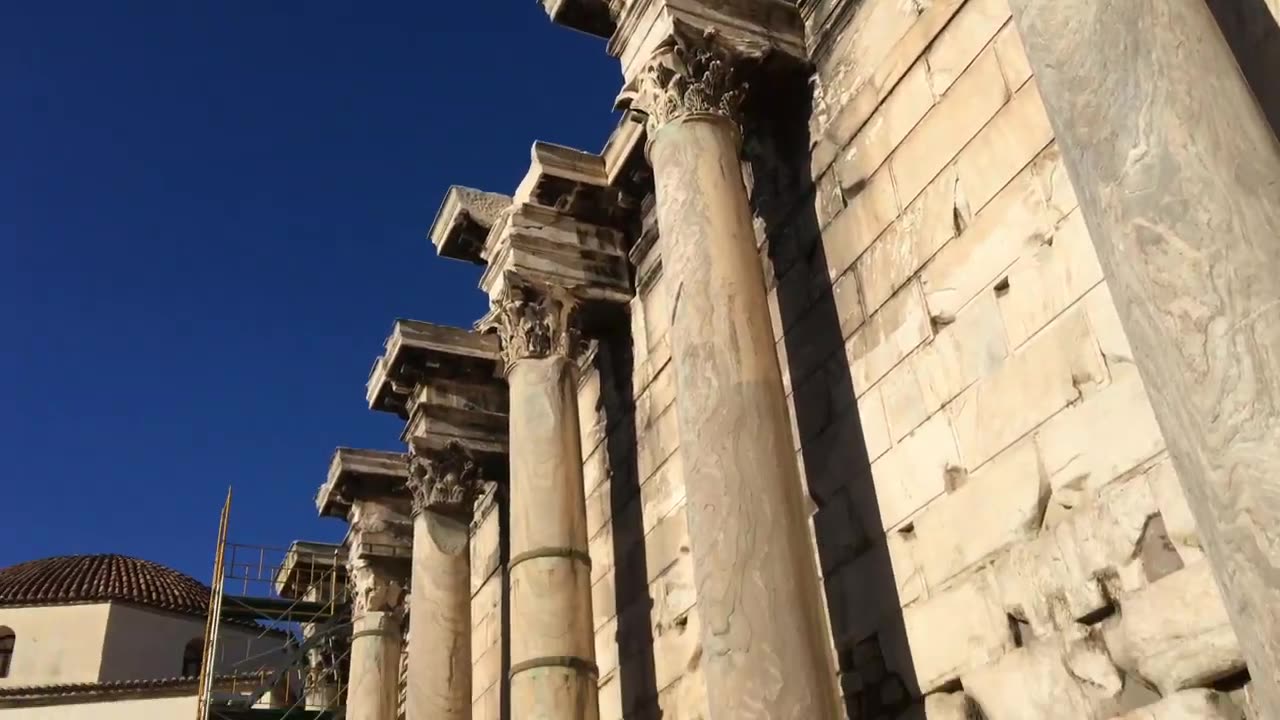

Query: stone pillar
left=627, top=40, right=839, bottom=718
left=482, top=280, right=598, bottom=719
left=404, top=445, right=485, bottom=720
left=1006, top=0, right=1280, bottom=712
left=347, top=559, right=406, bottom=720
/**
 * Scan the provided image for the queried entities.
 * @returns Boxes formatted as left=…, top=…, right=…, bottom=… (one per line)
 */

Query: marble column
left=404, top=445, right=484, bottom=720
left=482, top=280, right=597, bottom=719
left=347, top=559, right=406, bottom=720
left=628, top=41, right=839, bottom=718
left=1007, top=0, right=1280, bottom=712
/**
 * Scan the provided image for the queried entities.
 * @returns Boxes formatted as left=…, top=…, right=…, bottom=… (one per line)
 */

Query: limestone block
left=921, top=145, right=1078, bottom=322
left=591, top=571, right=615, bottom=632
left=846, top=281, right=933, bottom=396
left=912, top=438, right=1049, bottom=588
left=956, top=80, right=1056, bottom=214
left=596, top=673, right=623, bottom=720
left=824, top=532, right=921, bottom=648
left=1103, top=561, right=1243, bottom=694
left=833, top=267, right=866, bottom=339
left=994, top=477, right=1158, bottom=636
left=857, top=164, right=967, bottom=315
left=789, top=348, right=859, bottom=449
left=472, top=685, right=501, bottom=720
left=797, top=401, right=885, bottom=507
left=816, top=168, right=846, bottom=230
left=1035, top=364, right=1165, bottom=514
left=1113, top=690, right=1243, bottom=720
left=823, top=166, right=899, bottom=281
left=583, top=440, right=610, bottom=499
left=781, top=292, right=849, bottom=387
left=652, top=552, right=696, bottom=630
left=471, top=570, right=500, bottom=626
left=835, top=61, right=935, bottom=189
left=891, top=46, right=1011, bottom=206
left=996, top=209, right=1105, bottom=349
left=949, top=307, right=1107, bottom=468
left=860, top=383, right=893, bottom=463
left=879, top=357, right=929, bottom=441
left=963, top=630, right=1121, bottom=719
left=472, top=644, right=502, bottom=702
left=814, top=0, right=920, bottom=123
left=870, top=412, right=961, bottom=531
left=1083, top=283, right=1135, bottom=366
left=635, top=362, right=677, bottom=435
left=640, top=452, right=685, bottom=537
left=470, top=508, right=502, bottom=595
left=813, top=485, right=874, bottom=575
left=903, top=569, right=1014, bottom=693
left=652, top=605, right=703, bottom=695
left=578, top=364, right=606, bottom=459
left=993, top=23, right=1033, bottom=91
left=585, top=466, right=613, bottom=540
left=635, top=403, right=679, bottom=485
left=912, top=291, right=1008, bottom=414
left=1143, top=457, right=1204, bottom=563
left=656, top=670, right=710, bottom=720
left=924, top=0, right=1012, bottom=97
left=810, top=0, right=966, bottom=176
left=919, top=691, right=983, bottom=719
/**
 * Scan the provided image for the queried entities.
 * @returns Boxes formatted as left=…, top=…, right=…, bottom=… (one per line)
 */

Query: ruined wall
left=469, top=485, right=505, bottom=720
left=773, top=0, right=1255, bottom=716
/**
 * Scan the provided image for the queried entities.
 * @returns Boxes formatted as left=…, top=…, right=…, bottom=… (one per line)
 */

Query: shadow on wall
left=594, top=320, right=661, bottom=717
left=743, top=62, right=921, bottom=717
left=499, top=486, right=512, bottom=720
left=1204, top=0, right=1280, bottom=138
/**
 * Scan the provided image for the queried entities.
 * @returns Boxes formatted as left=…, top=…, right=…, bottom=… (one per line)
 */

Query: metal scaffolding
left=196, top=489, right=352, bottom=720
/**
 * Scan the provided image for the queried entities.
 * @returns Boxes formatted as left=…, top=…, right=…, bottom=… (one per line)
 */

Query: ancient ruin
left=216, top=0, right=1280, bottom=718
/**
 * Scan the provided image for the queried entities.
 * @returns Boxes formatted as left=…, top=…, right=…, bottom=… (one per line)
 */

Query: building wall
left=98, top=602, right=285, bottom=684
left=781, top=0, right=1251, bottom=715
left=0, top=605, right=112, bottom=686
left=0, top=694, right=196, bottom=719
left=470, top=485, right=505, bottom=720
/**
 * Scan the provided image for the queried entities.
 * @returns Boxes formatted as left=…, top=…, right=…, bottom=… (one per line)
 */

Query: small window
left=0, top=627, right=14, bottom=678
left=182, top=638, right=203, bottom=677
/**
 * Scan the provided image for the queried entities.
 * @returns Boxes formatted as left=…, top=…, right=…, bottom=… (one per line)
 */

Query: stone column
left=627, top=41, right=839, bottom=718
left=404, top=445, right=485, bottom=720
left=482, top=280, right=598, bottom=719
left=347, top=559, right=406, bottom=720
left=1006, top=0, right=1280, bottom=712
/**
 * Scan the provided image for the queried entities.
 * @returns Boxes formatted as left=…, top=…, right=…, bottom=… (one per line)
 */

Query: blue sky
left=0, top=2, right=621, bottom=581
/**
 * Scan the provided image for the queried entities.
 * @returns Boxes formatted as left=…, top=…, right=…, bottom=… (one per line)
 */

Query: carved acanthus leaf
left=406, top=443, right=484, bottom=518
left=478, top=276, right=583, bottom=370
left=346, top=561, right=405, bottom=617
left=628, top=38, right=747, bottom=135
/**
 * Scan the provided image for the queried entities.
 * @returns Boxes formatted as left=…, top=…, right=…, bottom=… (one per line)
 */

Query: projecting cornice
left=316, top=448, right=411, bottom=519
left=429, top=186, right=512, bottom=265
left=366, top=319, right=503, bottom=418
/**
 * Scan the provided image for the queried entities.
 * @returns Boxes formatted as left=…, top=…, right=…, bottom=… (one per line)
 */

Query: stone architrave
left=368, top=318, right=510, bottom=720
left=616, top=21, right=841, bottom=720
left=317, top=449, right=414, bottom=720
left=1006, top=0, right=1280, bottom=712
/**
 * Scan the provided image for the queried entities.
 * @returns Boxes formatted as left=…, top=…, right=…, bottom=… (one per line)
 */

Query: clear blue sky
left=0, top=2, right=621, bottom=582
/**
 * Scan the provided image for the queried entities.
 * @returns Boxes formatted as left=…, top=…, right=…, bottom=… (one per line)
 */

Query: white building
left=0, top=554, right=293, bottom=718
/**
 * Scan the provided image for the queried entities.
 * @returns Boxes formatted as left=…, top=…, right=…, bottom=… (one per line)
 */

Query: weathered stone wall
left=469, top=485, right=505, bottom=720
left=775, top=0, right=1254, bottom=716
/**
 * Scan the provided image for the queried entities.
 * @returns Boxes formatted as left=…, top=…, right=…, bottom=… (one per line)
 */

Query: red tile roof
left=0, top=554, right=212, bottom=618
left=0, top=673, right=269, bottom=702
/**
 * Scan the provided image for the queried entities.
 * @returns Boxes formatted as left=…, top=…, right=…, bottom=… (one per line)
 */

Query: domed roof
left=0, top=554, right=212, bottom=618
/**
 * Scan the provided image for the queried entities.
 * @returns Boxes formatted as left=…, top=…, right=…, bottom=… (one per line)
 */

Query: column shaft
left=347, top=610, right=401, bottom=720
left=406, top=511, right=473, bottom=719
left=1007, top=0, right=1280, bottom=711
left=507, top=356, right=597, bottom=719
left=649, top=113, right=839, bottom=718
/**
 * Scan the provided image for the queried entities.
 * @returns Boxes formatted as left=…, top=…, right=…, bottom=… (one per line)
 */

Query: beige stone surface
left=948, top=307, right=1107, bottom=468
left=890, top=46, right=1010, bottom=205
left=921, top=145, right=1078, bottom=322
left=924, top=0, right=1012, bottom=97
left=912, top=291, right=1008, bottom=414
left=846, top=281, right=933, bottom=395
left=955, top=79, right=1054, bottom=213
left=1113, top=690, right=1243, bottom=720
left=834, top=61, right=934, bottom=189
left=1104, top=561, right=1243, bottom=694
left=822, top=166, right=899, bottom=280
left=993, top=22, right=1034, bottom=90
left=903, top=569, right=1014, bottom=693
left=870, top=411, right=961, bottom=531
left=1144, top=457, right=1205, bottom=564
left=962, top=629, right=1121, bottom=719
left=994, top=476, right=1158, bottom=636
left=912, top=438, right=1049, bottom=588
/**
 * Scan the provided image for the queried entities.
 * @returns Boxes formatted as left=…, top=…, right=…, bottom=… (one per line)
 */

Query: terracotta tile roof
left=0, top=673, right=268, bottom=702
left=0, top=554, right=212, bottom=618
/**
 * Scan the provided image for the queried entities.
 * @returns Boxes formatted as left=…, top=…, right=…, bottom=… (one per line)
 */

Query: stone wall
left=469, top=485, right=505, bottom=720
left=778, top=0, right=1254, bottom=716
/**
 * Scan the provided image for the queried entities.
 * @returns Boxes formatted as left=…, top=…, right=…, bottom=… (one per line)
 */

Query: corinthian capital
left=478, top=276, right=583, bottom=370
left=346, top=560, right=405, bottom=618
left=406, top=443, right=484, bottom=518
left=626, top=39, right=747, bottom=135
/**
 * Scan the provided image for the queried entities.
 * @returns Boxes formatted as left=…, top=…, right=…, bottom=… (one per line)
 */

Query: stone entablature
left=367, top=319, right=502, bottom=420
left=428, top=187, right=513, bottom=265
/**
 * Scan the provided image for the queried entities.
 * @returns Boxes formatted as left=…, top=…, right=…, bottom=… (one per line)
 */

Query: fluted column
left=347, top=559, right=405, bottom=720
left=628, top=40, right=839, bottom=718
left=482, top=279, right=597, bottom=719
left=404, top=445, right=484, bottom=720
